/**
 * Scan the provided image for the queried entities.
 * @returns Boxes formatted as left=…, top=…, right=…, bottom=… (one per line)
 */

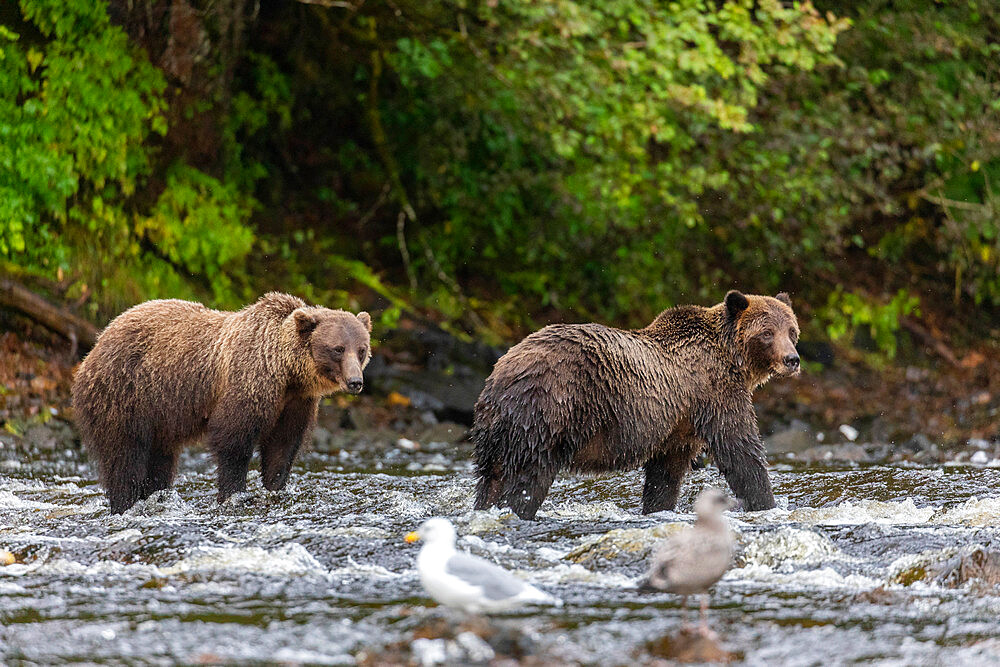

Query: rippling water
left=2, top=437, right=1000, bottom=664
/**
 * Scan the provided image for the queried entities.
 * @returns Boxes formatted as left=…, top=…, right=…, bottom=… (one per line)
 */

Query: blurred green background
left=2, top=0, right=998, bottom=353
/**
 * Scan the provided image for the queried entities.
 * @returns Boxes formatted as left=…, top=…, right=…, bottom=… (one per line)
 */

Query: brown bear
left=471, top=291, right=799, bottom=520
left=71, top=292, right=372, bottom=513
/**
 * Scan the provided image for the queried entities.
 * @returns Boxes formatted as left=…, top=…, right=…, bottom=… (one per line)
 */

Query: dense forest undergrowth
left=1, top=0, right=998, bottom=444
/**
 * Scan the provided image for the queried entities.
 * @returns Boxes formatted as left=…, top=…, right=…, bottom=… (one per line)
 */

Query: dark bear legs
left=473, top=441, right=559, bottom=520
left=141, top=446, right=178, bottom=498
left=505, top=467, right=558, bottom=520
left=97, top=435, right=153, bottom=514
left=209, top=414, right=264, bottom=503
left=702, top=411, right=776, bottom=511
left=260, top=397, right=317, bottom=492
left=641, top=450, right=691, bottom=514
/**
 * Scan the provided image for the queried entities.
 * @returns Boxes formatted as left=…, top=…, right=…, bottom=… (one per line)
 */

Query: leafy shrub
left=0, top=0, right=253, bottom=317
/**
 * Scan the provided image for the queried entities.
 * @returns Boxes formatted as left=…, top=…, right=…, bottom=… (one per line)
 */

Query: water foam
left=728, top=564, right=880, bottom=590
left=537, top=501, right=637, bottom=522
left=160, top=543, right=327, bottom=577
left=753, top=498, right=935, bottom=526
left=740, top=528, right=844, bottom=567
left=932, top=496, right=1000, bottom=526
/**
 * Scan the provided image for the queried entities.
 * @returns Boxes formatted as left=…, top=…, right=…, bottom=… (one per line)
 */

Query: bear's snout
left=346, top=377, right=364, bottom=393
left=783, top=353, right=800, bottom=371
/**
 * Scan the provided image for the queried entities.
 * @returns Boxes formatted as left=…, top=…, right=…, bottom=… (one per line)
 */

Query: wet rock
left=890, top=545, right=1000, bottom=588
left=364, top=322, right=503, bottom=424
left=23, top=420, right=75, bottom=451
left=893, top=433, right=942, bottom=463
left=764, top=419, right=816, bottom=455
left=797, top=443, right=870, bottom=464
left=902, top=433, right=935, bottom=453
left=396, top=438, right=419, bottom=451
left=738, top=528, right=838, bottom=568
left=855, top=586, right=900, bottom=605
left=416, top=422, right=467, bottom=446
left=864, top=443, right=893, bottom=462
left=647, top=628, right=734, bottom=663
left=971, top=450, right=990, bottom=465
left=838, top=424, right=859, bottom=442
left=404, top=616, right=530, bottom=665
left=565, top=523, right=686, bottom=569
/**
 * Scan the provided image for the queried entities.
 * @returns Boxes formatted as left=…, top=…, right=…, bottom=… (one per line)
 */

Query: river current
left=2, top=431, right=1000, bottom=665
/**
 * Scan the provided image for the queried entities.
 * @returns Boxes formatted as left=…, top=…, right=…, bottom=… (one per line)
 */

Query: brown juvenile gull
left=640, top=488, right=736, bottom=634
left=405, top=518, right=562, bottom=613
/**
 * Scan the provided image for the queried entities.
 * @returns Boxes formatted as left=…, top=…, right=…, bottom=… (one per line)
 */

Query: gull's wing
left=649, top=528, right=732, bottom=592
left=445, top=552, right=528, bottom=601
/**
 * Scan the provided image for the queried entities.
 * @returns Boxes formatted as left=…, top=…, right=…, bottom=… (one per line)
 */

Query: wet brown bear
left=72, top=292, right=372, bottom=513
left=472, top=291, right=799, bottom=520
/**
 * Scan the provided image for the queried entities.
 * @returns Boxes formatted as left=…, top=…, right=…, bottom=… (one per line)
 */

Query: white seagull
left=640, top=488, right=736, bottom=634
left=405, top=517, right=562, bottom=613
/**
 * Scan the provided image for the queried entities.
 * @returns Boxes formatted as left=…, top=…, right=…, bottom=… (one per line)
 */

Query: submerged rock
left=737, top=528, right=839, bottom=568
left=647, top=628, right=734, bottom=663
left=565, top=523, right=687, bottom=569
left=890, top=545, right=1000, bottom=588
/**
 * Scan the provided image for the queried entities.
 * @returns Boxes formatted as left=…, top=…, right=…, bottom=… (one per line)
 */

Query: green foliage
left=3, top=0, right=999, bottom=361
left=824, top=289, right=920, bottom=358
left=1, top=0, right=253, bottom=316
left=345, top=1, right=849, bottom=323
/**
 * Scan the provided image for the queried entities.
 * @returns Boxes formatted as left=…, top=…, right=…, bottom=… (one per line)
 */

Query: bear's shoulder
left=245, top=292, right=307, bottom=320
left=643, top=304, right=718, bottom=339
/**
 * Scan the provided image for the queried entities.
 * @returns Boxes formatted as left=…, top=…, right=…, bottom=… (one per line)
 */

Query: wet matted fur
left=471, top=291, right=800, bottom=519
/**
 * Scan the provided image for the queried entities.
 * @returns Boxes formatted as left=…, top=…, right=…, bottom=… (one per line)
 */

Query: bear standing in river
left=72, top=292, right=372, bottom=513
left=472, top=291, right=800, bottom=519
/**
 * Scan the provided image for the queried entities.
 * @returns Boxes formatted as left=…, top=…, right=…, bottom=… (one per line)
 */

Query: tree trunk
left=0, top=278, right=98, bottom=355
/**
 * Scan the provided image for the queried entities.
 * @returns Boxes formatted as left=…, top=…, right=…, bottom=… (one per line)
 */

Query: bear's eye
left=790, top=329, right=799, bottom=343
left=760, top=330, right=774, bottom=342
left=332, top=346, right=345, bottom=357
left=357, top=347, right=367, bottom=361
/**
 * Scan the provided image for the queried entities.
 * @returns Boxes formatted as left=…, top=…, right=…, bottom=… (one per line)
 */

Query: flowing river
left=2, top=428, right=1000, bottom=664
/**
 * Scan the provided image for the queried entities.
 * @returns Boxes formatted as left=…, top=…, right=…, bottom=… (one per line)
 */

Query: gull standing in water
left=405, top=517, right=562, bottom=613
left=640, top=488, right=736, bottom=634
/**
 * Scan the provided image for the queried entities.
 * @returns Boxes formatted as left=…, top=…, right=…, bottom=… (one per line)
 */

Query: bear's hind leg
left=505, top=467, right=559, bottom=520
left=473, top=445, right=504, bottom=510
left=473, top=469, right=503, bottom=511
left=99, top=441, right=152, bottom=514
left=642, top=449, right=691, bottom=514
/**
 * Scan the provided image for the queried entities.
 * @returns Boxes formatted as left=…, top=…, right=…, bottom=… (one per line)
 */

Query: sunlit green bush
left=0, top=0, right=253, bottom=316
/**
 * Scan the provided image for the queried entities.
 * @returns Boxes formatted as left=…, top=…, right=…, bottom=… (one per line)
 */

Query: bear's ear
left=775, top=292, right=792, bottom=307
left=293, top=310, right=318, bottom=338
left=357, top=311, right=372, bottom=333
left=725, top=290, right=749, bottom=318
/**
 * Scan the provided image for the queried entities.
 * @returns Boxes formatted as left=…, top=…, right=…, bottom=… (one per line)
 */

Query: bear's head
left=725, top=290, right=800, bottom=388
left=293, top=308, right=373, bottom=395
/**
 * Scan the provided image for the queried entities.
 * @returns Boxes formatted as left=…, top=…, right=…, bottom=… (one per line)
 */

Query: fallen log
left=0, top=277, right=98, bottom=355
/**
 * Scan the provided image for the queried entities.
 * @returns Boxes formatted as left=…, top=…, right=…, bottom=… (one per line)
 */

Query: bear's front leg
left=208, top=404, right=272, bottom=503
left=698, top=404, right=776, bottom=511
left=260, top=396, right=319, bottom=492
left=641, top=450, right=691, bottom=514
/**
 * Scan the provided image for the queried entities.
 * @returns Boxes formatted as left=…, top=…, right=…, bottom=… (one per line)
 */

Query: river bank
left=2, top=318, right=998, bottom=466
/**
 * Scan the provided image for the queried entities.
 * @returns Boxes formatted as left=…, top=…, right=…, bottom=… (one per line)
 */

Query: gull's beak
left=405, top=531, right=420, bottom=543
